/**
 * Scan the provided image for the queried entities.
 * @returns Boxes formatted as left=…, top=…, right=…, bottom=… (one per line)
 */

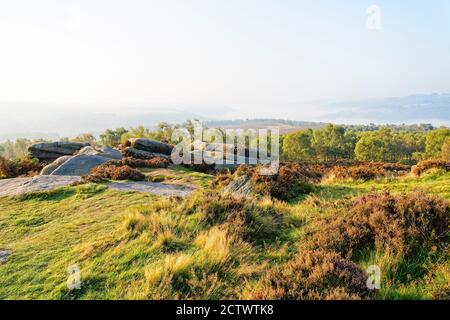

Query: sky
left=0, top=0, right=449, bottom=136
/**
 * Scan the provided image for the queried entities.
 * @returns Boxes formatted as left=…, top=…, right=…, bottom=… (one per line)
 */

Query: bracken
left=411, top=160, right=450, bottom=176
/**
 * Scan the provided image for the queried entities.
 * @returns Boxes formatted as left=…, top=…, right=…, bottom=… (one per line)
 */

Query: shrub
left=0, top=156, right=43, bottom=178
left=411, top=160, right=450, bottom=176
left=325, top=165, right=384, bottom=181
left=251, top=163, right=314, bottom=201
left=308, top=191, right=450, bottom=259
left=245, top=249, right=372, bottom=300
left=324, top=162, right=410, bottom=181
left=107, top=157, right=169, bottom=169
left=83, top=164, right=145, bottom=183
left=218, top=162, right=315, bottom=201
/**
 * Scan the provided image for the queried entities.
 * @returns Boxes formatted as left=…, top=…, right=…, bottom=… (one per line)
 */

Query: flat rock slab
left=0, top=250, right=12, bottom=264
left=108, top=181, right=195, bottom=197
left=0, top=176, right=81, bottom=197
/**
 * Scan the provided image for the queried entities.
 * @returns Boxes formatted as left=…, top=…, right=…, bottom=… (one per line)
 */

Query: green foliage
left=312, top=124, right=355, bottom=161
left=282, top=129, right=314, bottom=161
left=99, top=128, right=129, bottom=147
left=0, top=139, right=33, bottom=160
left=425, top=128, right=450, bottom=159
left=355, top=129, right=426, bottom=162
left=440, top=137, right=450, bottom=160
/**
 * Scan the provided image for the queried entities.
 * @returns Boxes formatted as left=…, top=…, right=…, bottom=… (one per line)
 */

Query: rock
left=0, top=250, right=12, bottom=264
left=0, top=176, right=82, bottom=196
left=28, top=142, right=89, bottom=162
left=77, top=146, right=122, bottom=160
left=100, top=147, right=122, bottom=160
left=180, top=150, right=258, bottom=171
left=122, top=147, right=170, bottom=160
left=50, top=154, right=112, bottom=176
left=128, top=138, right=173, bottom=155
left=40, top=156, right=72, bottom=175
left=40, top=147, right=122, bottom=177
left=108, top=181, right=195, bottom=197
left=224, top=175, right=254, bottom=197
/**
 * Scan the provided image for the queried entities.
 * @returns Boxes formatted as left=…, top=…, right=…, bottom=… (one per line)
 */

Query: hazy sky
left=0, top=0, right=450, bottom=135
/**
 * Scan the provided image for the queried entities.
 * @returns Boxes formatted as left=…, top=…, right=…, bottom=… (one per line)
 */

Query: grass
left=142, top=165, right=213, bottom=188
left=0, top=187, right=157, bottom=299
left=315, top=171, right=450, bottom=201
left=0, top=169, right=448, bottom=299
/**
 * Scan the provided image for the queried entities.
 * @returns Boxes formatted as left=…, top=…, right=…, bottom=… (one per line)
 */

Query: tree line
left=1, top=122, right=449, bottom=163
left=282, top=124, right=450, bottom=163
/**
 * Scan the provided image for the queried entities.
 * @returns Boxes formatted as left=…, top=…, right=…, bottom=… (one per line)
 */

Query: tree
left=148, top=122, right=175, bottom=143
left=282, top=129, right=314, bottom=161
left=441, top=137, right=450, bottom=160
left=425, top=128, right=450, bottom=159
left=312, top=124, right=353, bottom=161
left=121, top=126, right=153, bottom=144
left=72, top=133, right=97, bottom=145
left=355, top=132, right=386, bottom=162
left=0, top=139, right=32, bottom=159
left=100, top=128, right=128, bottom=147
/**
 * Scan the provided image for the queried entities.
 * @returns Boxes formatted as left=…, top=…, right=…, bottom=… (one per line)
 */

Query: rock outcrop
left=0, top=175, right=82, bottom=196
left=49, top=154, right=112, bottom=176
left=28, top=142, right=89, bottom=162
left=122, top=147, right=170, bottom=160
left=126, top=138, right=173, bottom=156
left=77, top=146, right=122, bottom=160
left=39, top=146, right=123, bottom=176
left=40, top=155, right=72, bottom=175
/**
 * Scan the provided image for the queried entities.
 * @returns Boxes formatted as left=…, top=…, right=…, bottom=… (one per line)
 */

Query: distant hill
left=320, top=93, right=450, bottom=125
left=204, top=119, right=326, bottom=134
left=1, top=93, right=448, bottom=141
